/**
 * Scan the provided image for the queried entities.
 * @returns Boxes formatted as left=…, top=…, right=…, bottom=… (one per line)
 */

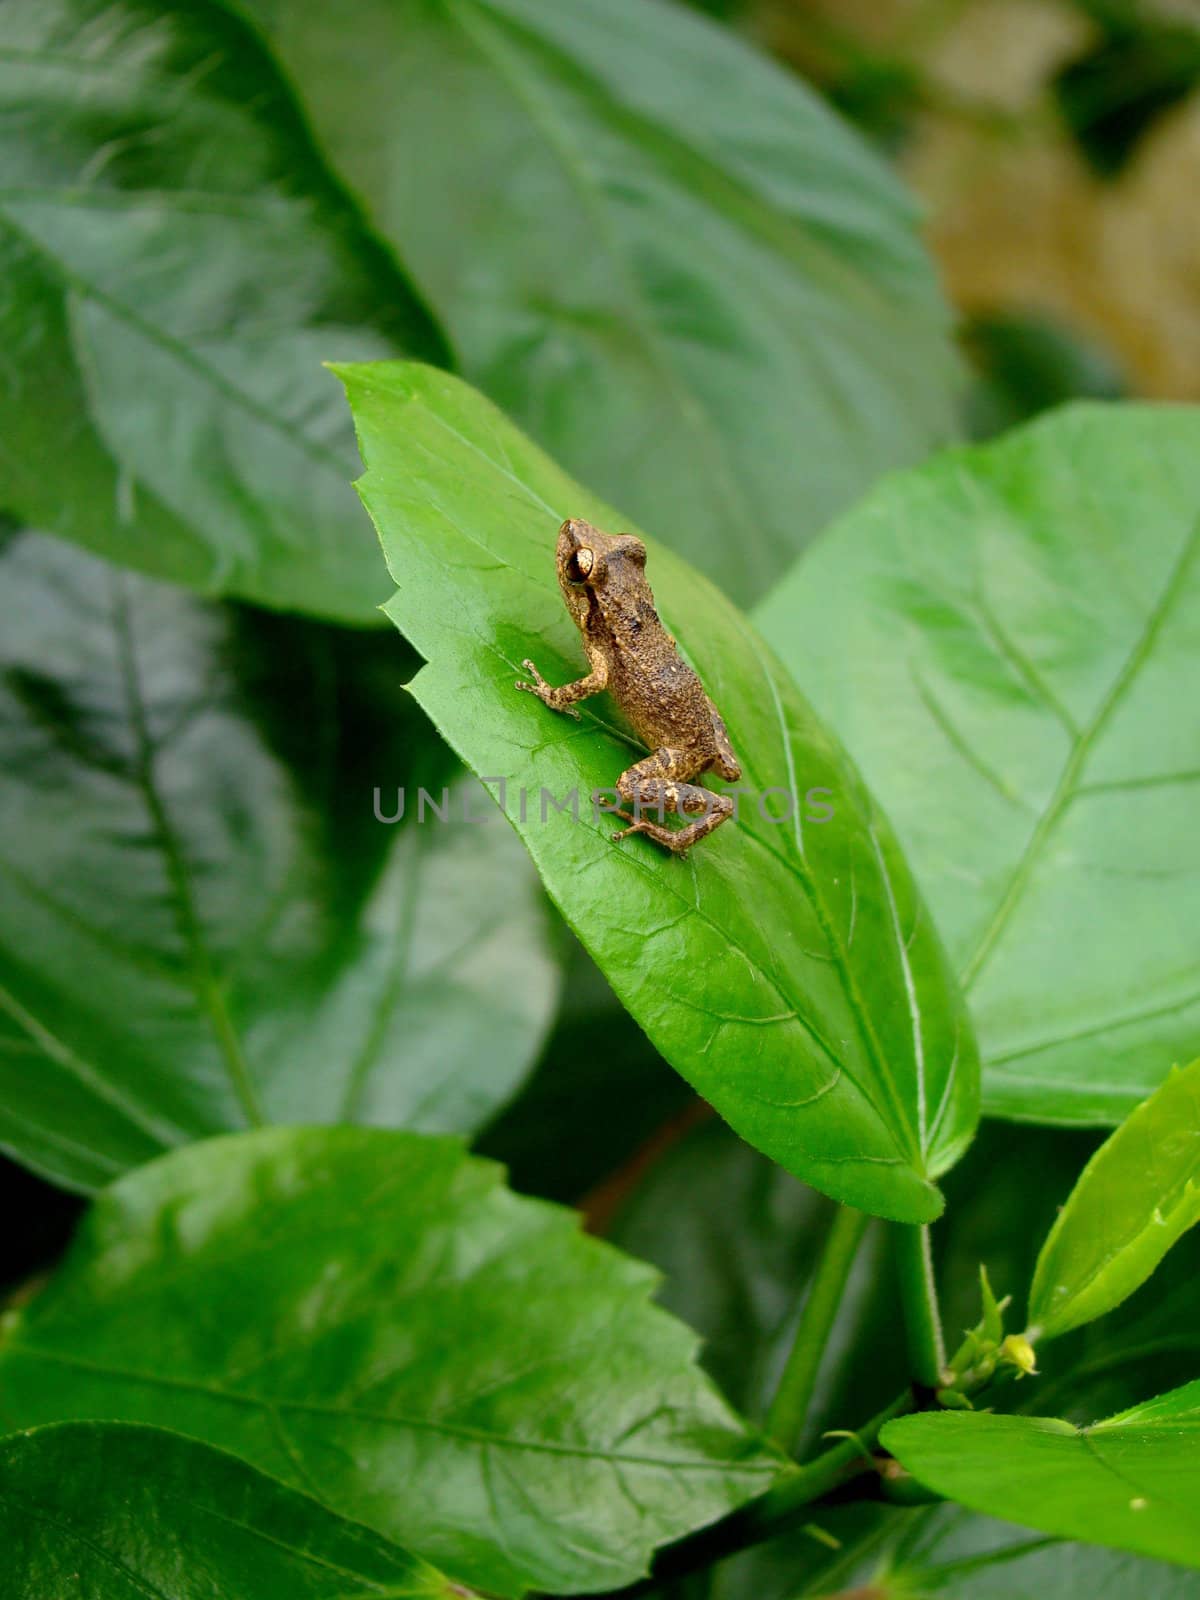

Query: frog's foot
left=611, top=811, right=690, bottom=858
left=614, top=751, right=736, bottom=855
left=515, top=660, right=581, bottom=719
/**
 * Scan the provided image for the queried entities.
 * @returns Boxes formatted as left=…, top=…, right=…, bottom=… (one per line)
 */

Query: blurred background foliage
left=754, top=0, right=1200, bottom=419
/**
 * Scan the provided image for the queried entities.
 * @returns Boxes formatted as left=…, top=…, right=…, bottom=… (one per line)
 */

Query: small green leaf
left=883, top=1381, right=1200, bottom=1569
left=757, top=403, right=1200, bottom=1125
left=0, top=1126, right=785, bottom=1596
left=0, top=0, right=445, bottom=621
left=1029, top=1058, right=1200, bottom=1340
left=231, top=0, right=962, bottom=605
left=0, top=1422, right=472, bottom=1599
left=0, top=531, right=559, bottom=1192
left=337, top=359, right=981, bottom=1224
left=979, top=1265, right=1005, bottom=1345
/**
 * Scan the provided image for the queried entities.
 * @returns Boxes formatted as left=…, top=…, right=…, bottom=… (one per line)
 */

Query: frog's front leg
left=612, top=748, right=734, bottom=856
left=515, top=645, right=608, bottom=720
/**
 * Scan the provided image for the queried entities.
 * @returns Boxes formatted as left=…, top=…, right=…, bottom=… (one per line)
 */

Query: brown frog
left=516, top=518, right=741, bottom=854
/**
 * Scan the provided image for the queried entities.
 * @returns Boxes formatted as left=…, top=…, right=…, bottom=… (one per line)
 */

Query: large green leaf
left=0, top=1126, right=785, bottom=1596
left=230, top=0, right=961, bottom=607
left=0, top=530, right=558, bottom=1192
left=882, top=1381, right=1200, bottom=1568
left=0, top=0, right=444, bottom=621
left=757, top=403, right=1200, bottom=1124
left=337, top=360, right=980, bottom=1223
left=1029, top=1059, right=1200, bottom=1340
left=0, top=1422, right=474, bottom=1599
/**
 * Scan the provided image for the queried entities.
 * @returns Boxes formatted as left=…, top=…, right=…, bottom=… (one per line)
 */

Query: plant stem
left=764, top=1204, right=869, bottom=1454
left=894, top=1223, right=946, bottom=1388
left=623, top=1391, right=914, bottom=1593
left=751, top=1391, right=913, bottom=1522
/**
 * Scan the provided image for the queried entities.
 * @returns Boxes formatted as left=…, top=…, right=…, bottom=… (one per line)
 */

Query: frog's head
left=556, top=517, right=647, bottom=628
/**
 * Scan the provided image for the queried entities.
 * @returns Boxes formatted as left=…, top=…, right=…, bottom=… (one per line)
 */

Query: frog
left=515, top=517, right=741, bottom=854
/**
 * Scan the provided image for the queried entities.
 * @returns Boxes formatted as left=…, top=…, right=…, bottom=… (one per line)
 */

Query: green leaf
left=756, top=403, right=1200, bottom=1125
left=1028, top=1059, right=1200, bottom=1340
left=935, top=1121, right=1200, bottom=1430
left=788, top=1503, right=1200, bottom=1600
left=609, top=1118, right=907, bottom=1447
left=0, top=530, right=559, bottom=1192
left=0, top=0, right=444, bottom=621
left=230, top=0, right=962, bottom=607
left=0, top=1126, right=785, bottom=1597
left=1030, top=1229, right=1200, bottom=1426
left=337, top=360, right=981, bottom=1223
left=882, top=1381, right=1200, bottom=1569
left=0, top=1422, right=473, bottom=1599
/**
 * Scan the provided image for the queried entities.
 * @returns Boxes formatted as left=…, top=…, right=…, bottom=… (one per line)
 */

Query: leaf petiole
left=894, top=1222, right=947, bottom=1388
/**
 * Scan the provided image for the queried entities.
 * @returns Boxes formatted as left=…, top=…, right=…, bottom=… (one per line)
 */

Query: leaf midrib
left=8, top=1343, right=780, bottom=1475
left=961, top=517, right=1200, bottom=993
left=111, top=574, right=264, bottom=1128
left=0, top=204, right=352, bottom=476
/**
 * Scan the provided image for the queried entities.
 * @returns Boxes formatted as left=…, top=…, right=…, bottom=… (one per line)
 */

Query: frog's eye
left=566, top=547, right=594, bottom=584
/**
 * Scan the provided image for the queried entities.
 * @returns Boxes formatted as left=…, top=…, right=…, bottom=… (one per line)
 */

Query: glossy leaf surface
left=0, top=1126, right=785, bottom=1596
left=883, top=1381, right=1200, bottom=1569
left=339, top=360, right=981, bottom=1223
left=0, top=531, right=558, bottom=1191
left=0, top=0, right=443, bottom=620
left=233, top=0, right=962, bottom=606
left=1029, top=1059, right=1200, bottom=1339
left=0, top=1423, right=473, bottom=1599
left=758, top=404, right=1200, bottom=1123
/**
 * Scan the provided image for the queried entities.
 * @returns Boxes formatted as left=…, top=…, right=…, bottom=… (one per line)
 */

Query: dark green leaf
left=0, top=1422, right=473, bottom=1599
left=608, top=1118, right=906, bottom=1448
left=338, top=360, right=981, bottom=1223
left=757, top=403, right=1200, bottom=1125
left=0, top=531, right=558, bottom=1191
left=963, top=311, right=1126, bottom=440
left=0, top=1126, right=786, bottom=1596
left=231, top=0, right=962, bottom=606
left=883, top=1382, right=1200, bottom=1568
left=478, top=937, right=695, bottom=1204
left=788, top=1503, right=1200, bottom=1600
left=0, top=0, right=444, bottom=621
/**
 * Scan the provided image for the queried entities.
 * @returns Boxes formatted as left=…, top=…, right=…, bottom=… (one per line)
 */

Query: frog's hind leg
left=612, top=748, right=734, bottom=856
left=705, top=696, right=742, bottom=783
